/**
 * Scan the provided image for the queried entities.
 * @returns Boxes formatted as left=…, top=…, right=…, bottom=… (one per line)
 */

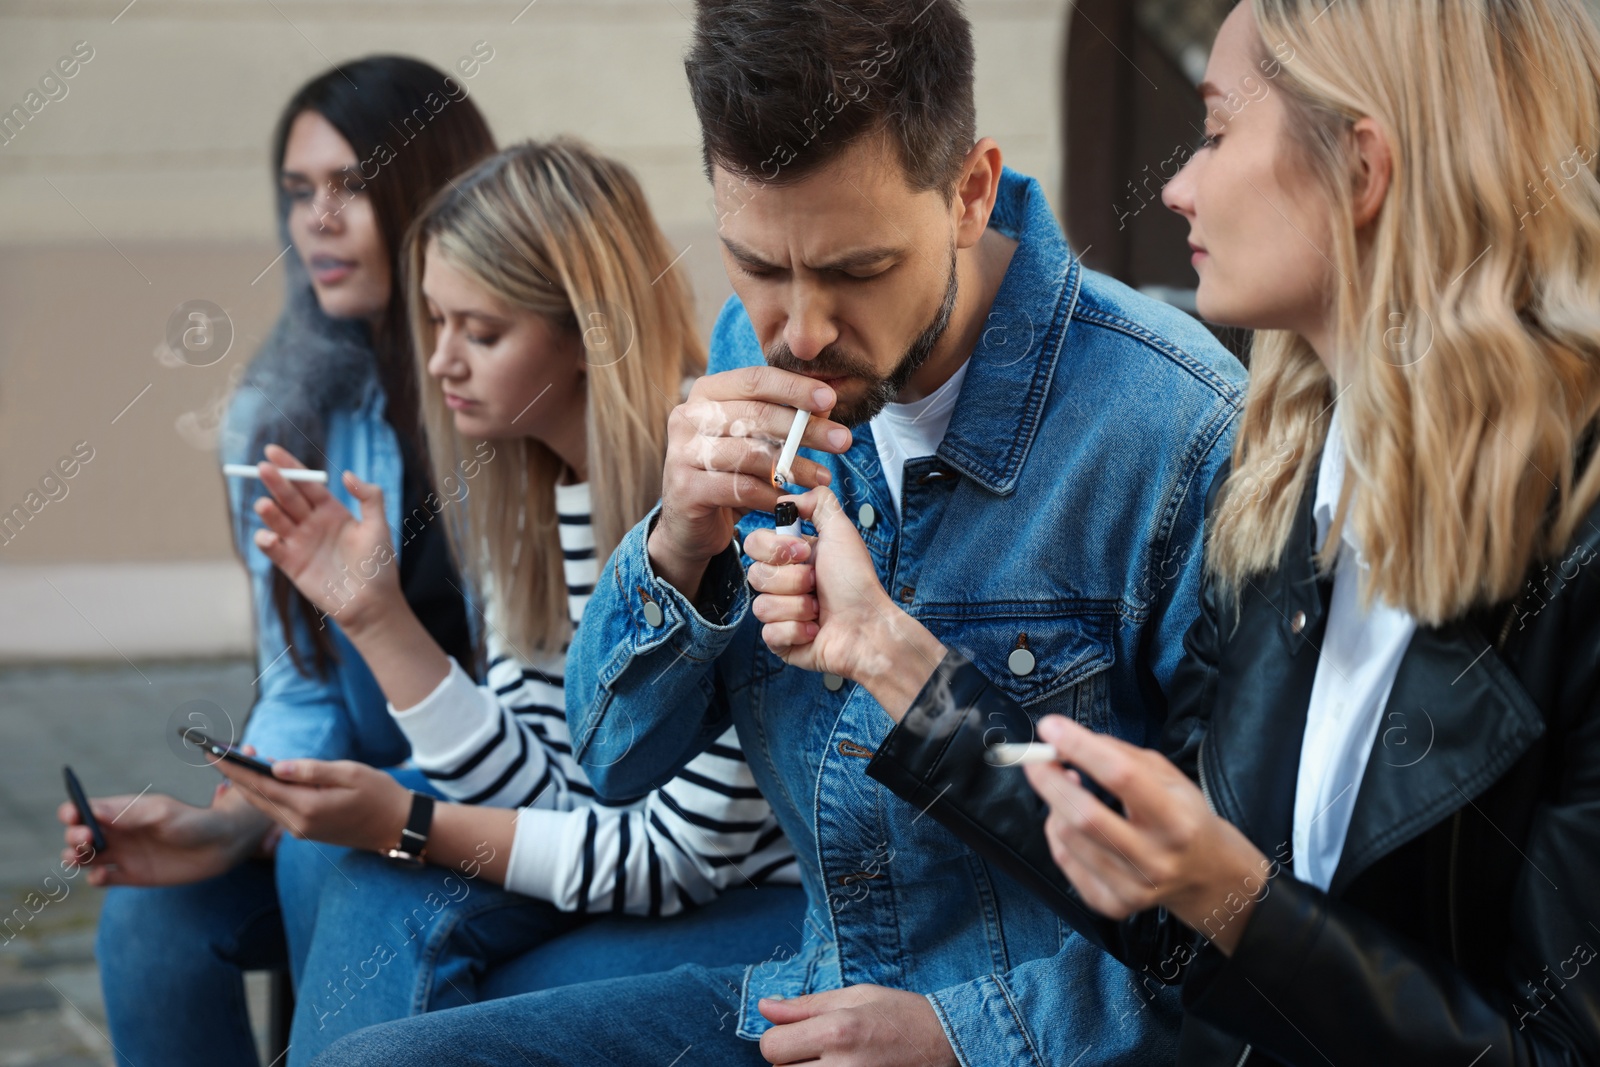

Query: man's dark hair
left=686, top=0, right=977, bottom=195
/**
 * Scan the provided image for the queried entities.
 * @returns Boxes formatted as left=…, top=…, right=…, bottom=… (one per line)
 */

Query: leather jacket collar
left=1205, top=467, right=1548, bottom=896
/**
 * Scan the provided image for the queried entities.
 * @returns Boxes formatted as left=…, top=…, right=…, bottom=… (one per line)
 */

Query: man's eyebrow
left=1197, top=79, right=1222, bottom=101
left=719, top=236, right=904, bottom=272
left=720, top=237, right=780, bottom=270
left=814, top=244, right=903, bottom=272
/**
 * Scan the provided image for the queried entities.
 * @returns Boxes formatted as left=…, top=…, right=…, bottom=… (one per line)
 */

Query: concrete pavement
left=0, top=658, right=273, bottom=1066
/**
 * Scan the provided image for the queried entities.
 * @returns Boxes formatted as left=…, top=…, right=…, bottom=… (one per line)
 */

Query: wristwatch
left=384, top=790, right=434, bottom=865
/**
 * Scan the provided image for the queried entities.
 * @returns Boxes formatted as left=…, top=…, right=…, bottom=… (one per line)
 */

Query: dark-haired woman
left=58, top=56, right=494, bottom=1066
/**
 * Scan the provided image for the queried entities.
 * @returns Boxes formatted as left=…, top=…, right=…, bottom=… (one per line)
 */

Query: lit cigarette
left=771, top=408, right=810, bottom=489
left=984, top=742, right=1061, bottom=767
left=223, top=463, right=330, bottom=484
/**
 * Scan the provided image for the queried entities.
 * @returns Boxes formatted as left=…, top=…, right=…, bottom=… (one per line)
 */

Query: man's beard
left=764, top=245, right=959, bottom=427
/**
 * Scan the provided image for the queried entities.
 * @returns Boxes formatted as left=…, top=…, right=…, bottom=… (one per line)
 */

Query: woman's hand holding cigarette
left=249, top=443, right=402, bottom=634
left=1023, top=715, right=1269, bottom=956
left=649, top=367, right=852, bottom=602
left=746, top=487, right=947, bottom=721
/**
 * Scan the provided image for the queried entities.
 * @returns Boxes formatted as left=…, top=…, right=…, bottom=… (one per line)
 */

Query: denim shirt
left=567, top=168, right=1246, bottom=1066
left=223, top=378, right=417, bottom=765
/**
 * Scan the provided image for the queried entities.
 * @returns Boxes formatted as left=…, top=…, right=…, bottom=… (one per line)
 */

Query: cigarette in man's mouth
left=984, top=742, right=1062, bottom=767
left=223, top=463, right=330, bottom=484
left=771, top=408, right=811, bottom=490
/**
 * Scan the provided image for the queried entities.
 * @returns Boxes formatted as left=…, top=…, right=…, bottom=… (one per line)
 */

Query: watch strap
left=387, top=790, right=434, bottom=862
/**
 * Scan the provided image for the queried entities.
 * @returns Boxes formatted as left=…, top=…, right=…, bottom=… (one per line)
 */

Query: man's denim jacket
left=568, top=168, right=1246, bottom=1066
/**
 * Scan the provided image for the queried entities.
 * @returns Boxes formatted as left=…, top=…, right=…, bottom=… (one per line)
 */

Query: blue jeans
left=97, top=860, right=286, bottom=1067
left=279, top=835, right=807, bottom=1066
left=313, top=963, right=768, bottom=1066
left=91, top=770, right=449, bottom=1067
left=96, top=827, right=801, bottom=1067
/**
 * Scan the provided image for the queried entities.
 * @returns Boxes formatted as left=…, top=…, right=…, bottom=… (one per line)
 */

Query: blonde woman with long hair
left=215, top=139, right=801, bottom=1064
left=739, top=0, right=1600, bottom=1062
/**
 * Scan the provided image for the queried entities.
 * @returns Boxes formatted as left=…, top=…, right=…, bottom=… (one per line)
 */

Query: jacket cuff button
left=857, top=503, right=876, bottom=529
left=823, top=673, right=844, bottom=691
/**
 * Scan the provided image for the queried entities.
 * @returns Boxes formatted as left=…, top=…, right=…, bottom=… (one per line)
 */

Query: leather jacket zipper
left=1496, top=597, right=1520, bottom=649
left=1197, top=735, right=1217, bottom=814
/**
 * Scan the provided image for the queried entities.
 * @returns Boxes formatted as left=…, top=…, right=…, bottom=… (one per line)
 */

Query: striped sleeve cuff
left=502, top=806, right=571, bottom=904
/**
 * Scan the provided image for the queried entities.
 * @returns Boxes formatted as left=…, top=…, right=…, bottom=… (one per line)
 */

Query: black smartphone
left=62, top=765, right=107, bottom=853
left=177, top=727, right=275, bottom=776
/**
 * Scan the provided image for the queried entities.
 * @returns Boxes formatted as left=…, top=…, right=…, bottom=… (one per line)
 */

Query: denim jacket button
left=1008, top=648, right=1036, bottom=676
left=1290, top=610, right=1307, bottom=634
left=642, top=601, right=664, bottom=627
left=823, top=673, right=844, bottom=691
left=857, top=503, right=876, bottom=529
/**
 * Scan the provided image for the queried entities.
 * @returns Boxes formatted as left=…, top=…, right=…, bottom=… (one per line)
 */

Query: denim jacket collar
left=937, top=167, right=1083, bottom=497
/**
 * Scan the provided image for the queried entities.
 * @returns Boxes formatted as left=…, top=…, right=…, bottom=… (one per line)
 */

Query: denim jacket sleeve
left=866, top=647, right=1202, bottom=984
left=225, top=386, right=359, bottom=760
left=926, top=939, right=1179, bottom=1067
left=565, top=502, right=751, bottom=800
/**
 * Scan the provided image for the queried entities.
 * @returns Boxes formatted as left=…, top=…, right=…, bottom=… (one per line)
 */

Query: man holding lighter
left=318, top=1, right=1245, bottom=1064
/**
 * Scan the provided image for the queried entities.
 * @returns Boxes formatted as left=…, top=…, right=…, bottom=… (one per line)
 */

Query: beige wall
left=0, top=0, right=1067, bottom=659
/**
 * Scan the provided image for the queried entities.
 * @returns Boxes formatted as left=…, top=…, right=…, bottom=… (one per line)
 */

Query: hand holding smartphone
left=176, top=728, right=275, bottom=776
left=62, top=765, right=107, bottom=853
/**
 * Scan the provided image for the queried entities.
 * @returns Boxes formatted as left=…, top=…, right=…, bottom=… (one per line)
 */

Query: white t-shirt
left=870, top=359, right=971, bottom=516
left=1291, top=411, right=1418, bottom=890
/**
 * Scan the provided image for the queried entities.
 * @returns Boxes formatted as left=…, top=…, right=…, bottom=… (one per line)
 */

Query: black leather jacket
left=868, top=471, right=1600, bottom=1066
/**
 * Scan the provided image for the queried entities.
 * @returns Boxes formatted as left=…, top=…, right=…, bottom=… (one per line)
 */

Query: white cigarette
left=223, top=463, right=330, bottom=484
left=771, top=408, right=811, bottom=489
left=984, top=742, right=1061, bottom=767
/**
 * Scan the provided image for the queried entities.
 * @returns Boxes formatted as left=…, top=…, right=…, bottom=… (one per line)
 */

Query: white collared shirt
left=1291, top=411, right=1419, bottom=890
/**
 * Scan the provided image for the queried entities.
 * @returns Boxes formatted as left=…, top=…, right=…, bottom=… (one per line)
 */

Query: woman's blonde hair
left=1208, top=0, right=1600, bottom=623
left=404, top=138, right=705, bottom=655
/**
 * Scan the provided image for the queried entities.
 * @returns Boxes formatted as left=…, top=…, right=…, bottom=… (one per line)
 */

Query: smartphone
left=177, top=727, right=275, bottom=776
left=62, top=765, right=108, bottom=853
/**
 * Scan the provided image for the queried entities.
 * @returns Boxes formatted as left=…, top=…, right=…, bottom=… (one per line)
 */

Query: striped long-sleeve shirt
left=389, top=479, right=798, bottom=914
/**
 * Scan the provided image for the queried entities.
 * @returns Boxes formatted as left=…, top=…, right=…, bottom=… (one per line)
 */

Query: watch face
left=384, top=848, right=426, bottom=866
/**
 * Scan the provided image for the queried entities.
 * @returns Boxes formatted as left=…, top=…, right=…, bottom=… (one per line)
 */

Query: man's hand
left=757, top=984, right=957, bottom=1066
left=57, top=786, right=268, bottom=887
left=745, top=487, right=946, bottom=719
left=215, top=756, right=411, bottom=854
left=250, top=442, right=402, bottom=635
left=649, top=367, right=851, bottom=599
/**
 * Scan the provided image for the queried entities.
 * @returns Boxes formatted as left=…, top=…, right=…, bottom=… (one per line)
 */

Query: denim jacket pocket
left=917, top=604, right=1117, bottom=733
